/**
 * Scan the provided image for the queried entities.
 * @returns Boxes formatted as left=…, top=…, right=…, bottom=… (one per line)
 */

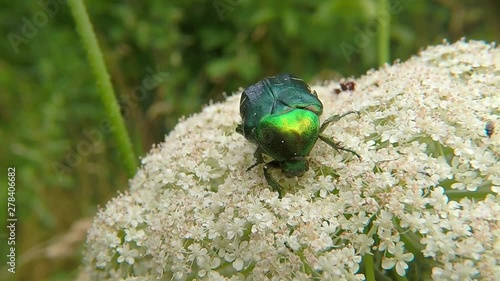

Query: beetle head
left=281, top=157, right=309, bottom=177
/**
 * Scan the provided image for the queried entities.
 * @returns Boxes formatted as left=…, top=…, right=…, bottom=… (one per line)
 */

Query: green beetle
left=236, top=74, right=360, bottom=197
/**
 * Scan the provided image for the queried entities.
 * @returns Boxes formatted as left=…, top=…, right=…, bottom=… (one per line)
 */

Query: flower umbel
left=84, top=40, right=500, bottom=280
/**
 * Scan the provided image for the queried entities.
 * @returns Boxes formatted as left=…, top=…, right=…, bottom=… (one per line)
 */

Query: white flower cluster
left=83, top=40, right=500, bottom=280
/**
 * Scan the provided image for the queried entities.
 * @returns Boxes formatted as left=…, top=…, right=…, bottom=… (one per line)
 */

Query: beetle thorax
left=255, top=109, right=320, bottom=164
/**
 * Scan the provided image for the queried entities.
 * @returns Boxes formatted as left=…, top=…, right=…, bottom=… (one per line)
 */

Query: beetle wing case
left=239, top=74, right=323, bottom=143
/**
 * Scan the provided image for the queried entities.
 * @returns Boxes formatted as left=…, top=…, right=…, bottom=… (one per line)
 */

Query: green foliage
left=0, top=0, right=498, bottom=280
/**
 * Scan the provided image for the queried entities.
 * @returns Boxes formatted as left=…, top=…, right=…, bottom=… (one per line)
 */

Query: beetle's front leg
left=318, top=134, right=361, bottom=159
left=246, top=148, right=266, bottom=172
left=320, top=111, right=359, bottom=133
left=263, top=161, right=284, bottom=198
left=236, top=124, right=244, bottom=135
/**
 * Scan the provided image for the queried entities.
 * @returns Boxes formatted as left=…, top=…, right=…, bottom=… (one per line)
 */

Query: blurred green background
left=0, top=0, right=498, bottom=280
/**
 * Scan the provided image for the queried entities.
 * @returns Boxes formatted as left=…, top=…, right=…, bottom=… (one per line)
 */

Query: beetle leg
left=320, top=111, right=359, bottom=133
left=246, top=148, right=265, bottom=172
left=246, top=149, right=284, bottom=198
left=236, top=124, right=244, bottom=135
left=263, top=161, right=283, bottom=198
left=318, top=134, right=361, bottom=159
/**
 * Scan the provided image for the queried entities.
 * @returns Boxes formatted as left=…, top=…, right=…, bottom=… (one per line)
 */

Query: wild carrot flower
left=83, top=40, right=499, bottom=280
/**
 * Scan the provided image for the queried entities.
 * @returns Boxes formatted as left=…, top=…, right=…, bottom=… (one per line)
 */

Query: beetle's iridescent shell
left=239, top=74, right=323, bottom=144
left=255, top=109, right=320, bottom=162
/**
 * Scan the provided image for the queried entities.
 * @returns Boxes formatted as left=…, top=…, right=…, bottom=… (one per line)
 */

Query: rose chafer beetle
left=236, top=74, right=360, bottom=197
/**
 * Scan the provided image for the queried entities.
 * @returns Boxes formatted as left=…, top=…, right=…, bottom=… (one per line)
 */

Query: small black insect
left=334, top=81, right=356, bottom=94
left=485, top=121, right=495, bottom=138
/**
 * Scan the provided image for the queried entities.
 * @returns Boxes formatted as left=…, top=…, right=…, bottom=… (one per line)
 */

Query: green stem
left=394, top=272, right=408, bottom=281
left=399, top=230, right=423, bottom=255
left=364, top=254, right=376, bottom=281
left=378, top=0, right=390, bottom=65
left=445, top=185, right=494, bottom=201
left=68, top=0, right=137, bottom=177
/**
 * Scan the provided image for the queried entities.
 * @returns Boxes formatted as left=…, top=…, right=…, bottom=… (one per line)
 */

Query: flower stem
left=68, top=0, right=137, bottom=177
left=378, top=0, right=390, bottom=65
left=399, top=230, right=422, bottom=256
left=445, top=185, right=494, bottom=201
left=363, top=254, right=376, bottom=281
left=394, top=272, right=408, bottom=281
